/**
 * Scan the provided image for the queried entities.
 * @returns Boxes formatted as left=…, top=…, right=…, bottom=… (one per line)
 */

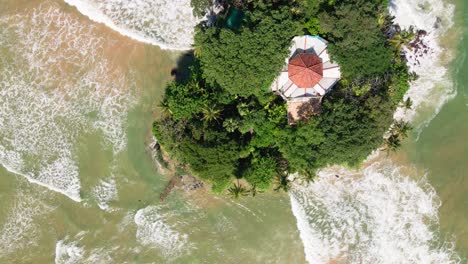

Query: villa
left=271, top=35, right=341, bottom=123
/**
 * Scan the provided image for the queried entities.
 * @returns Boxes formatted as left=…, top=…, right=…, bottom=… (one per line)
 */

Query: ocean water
left=290, top=163, right=460, bottom=263
left=290, top=0, right=467, bottom=262
left=391, top=0, right=457, bottom=132
left=62, top=0, right=200, bottom=49
left=0, top=0, right=466, bottom=263
left=0, top=1, right=305, bottom=263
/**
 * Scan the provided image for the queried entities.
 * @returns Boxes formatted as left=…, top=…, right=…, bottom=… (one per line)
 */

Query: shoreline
left=62, top=0, right=199, bottom=50
left=391, top=0, right=458, bottom=130
left=146, top=134, right=223, bottom=209
left=290, top=0, right=462, bottom=263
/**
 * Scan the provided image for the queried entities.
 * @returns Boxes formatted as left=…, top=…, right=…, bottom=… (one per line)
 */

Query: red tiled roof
left=288, top=53, right=323, bottom=88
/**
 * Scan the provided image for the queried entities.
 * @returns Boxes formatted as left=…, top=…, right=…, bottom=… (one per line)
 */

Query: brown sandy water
left=0, top=1, right=306, bottom=263
left=0, top=0, right=466, bottom=263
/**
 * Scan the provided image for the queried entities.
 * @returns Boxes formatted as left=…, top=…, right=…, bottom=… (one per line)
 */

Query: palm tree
left=301, top=170, right=316, bottom=183
left=223, top=118, right=239, bottom=133
left=201, top=105, right=221, bottom=123
left=393, top=120, right=412, bottom=139
left=385, top=134, right=401, bottom=154
left=378, top=12, right=395, bottom=33
left=388, top=28, right=415, bottom=59
left=404, top=97, right=413, bottom=110
left=158, top=100, right=172, bottom=117
left=227, top=180, right=249, bottom=199
left=249, top=184, right=264, bottom=197
left=274, top=174, right=290, bottom=192
left=377, top=12, right=386, bottom=27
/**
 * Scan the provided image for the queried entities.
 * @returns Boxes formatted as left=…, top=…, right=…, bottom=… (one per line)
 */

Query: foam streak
left=391, top=0, right=457, bottom=131
left=290, top=163, right=459, bottom=263
left=0, top=2, right=134, bottom=202
left=62, top=0, right=200, bottom=50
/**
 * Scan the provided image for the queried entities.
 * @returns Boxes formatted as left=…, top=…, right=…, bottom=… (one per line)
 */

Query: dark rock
left=434, top=17, right=442, bottom=29
left=417, top=29, right=427, bottom=36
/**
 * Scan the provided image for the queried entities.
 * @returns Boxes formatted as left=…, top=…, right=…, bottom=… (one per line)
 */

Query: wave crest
left=290, top=163, right=460, bottom=263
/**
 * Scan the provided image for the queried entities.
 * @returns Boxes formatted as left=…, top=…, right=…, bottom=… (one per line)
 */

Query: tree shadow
left=287, top=97, right=322, bottom=125
left=171, top=51, right=196, bottom=84
left=296, top=97, right=322, bottom=122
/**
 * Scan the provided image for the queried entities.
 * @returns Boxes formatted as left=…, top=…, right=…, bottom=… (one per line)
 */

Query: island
left=153, top=0, right=415, bottom=197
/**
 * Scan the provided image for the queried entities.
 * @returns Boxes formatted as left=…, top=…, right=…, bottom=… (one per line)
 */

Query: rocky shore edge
left=147, top=136, right=206, bottom=203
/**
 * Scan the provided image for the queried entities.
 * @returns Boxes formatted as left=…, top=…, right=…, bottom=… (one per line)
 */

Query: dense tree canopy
left=153, top=0, right=413, bottom=194
left=195, top=3, right=302, bottom=98
left=318, top=1, right=393, bottom=78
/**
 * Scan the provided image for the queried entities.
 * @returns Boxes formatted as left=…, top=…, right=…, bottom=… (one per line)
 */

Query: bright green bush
left=244, top=157, right=277, bottom=190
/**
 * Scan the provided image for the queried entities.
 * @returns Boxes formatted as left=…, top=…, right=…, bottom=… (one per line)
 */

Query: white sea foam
left=84, top=248, right=113, bottom=263
left=55, top=240, right=85, bottom=264
left=390, top=0, right=457, bottom=131
left=290, top=162, right=460, bottom=264
left=0, top=2, right=134, bottom=202
left=0, top=191, right=48, bottom=256
left=134, top=205, right=191, bottom=258
left=62, top=0, right=200, bottom=50
left=91, top=176, right=118, bottom=211
left=290, top=2, right=461, bottom=261
left=54, top=233, right=117, bottom=264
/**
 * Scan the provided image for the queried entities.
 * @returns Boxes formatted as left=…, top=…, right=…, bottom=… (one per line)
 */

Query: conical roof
left=270, top=35, right=341, bottom=100
left=288, top=53, right=323, bottom=88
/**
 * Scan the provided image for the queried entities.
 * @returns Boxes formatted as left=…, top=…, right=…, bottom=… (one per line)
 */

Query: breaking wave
left=0, top=2, right=135, bottom=202
left=62, top=0, right=200, bottom=50
left=134, top=205, right=191, bottom=258
left=55, top=233, right=115, bottom=264
left=55, top=239, right=85, bottom=264
left=390, top=0, right=457, bottom=132
left=91, top=176, right=118, bottom=211
left=290, top=163, right=460, bottom=263
left=0, top=189, right=50, bottom=257
left=291, top=1, right=461, bottom=262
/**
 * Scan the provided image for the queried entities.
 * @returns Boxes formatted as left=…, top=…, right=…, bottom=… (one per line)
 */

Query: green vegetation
left=384, top=120, right=412, bottom=154
left=317, top=0, right=393, bottom=78
left=194, top=3, right=302, bottom=98
left=388, top=27, right=416, bottom=61
left=403, top=97, right=413, bottom=109
left=227, top=180, right=250, bottom=199
left=190, top=0, right=212, bottom=18
left=153, top=0, right=415, bottom=195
